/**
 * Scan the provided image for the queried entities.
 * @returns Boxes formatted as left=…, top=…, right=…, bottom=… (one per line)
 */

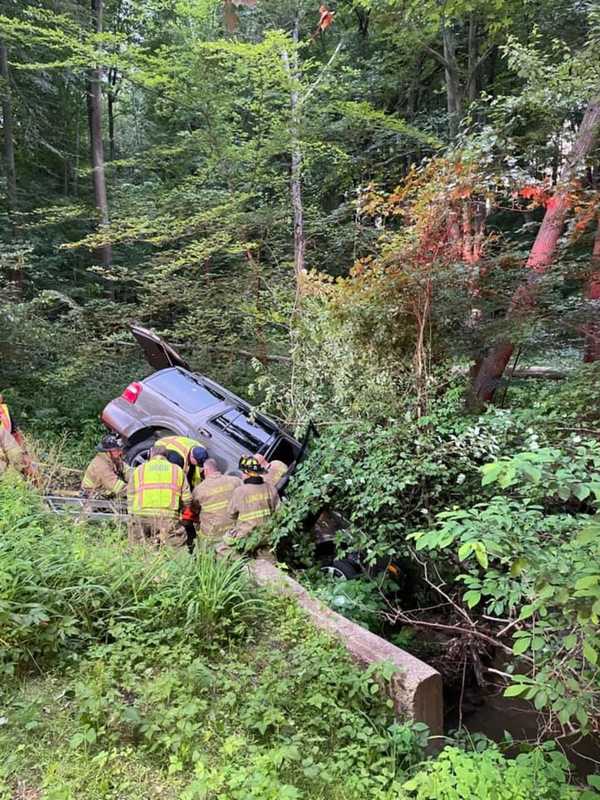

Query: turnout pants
left=127, top=515, right=187, bottom=550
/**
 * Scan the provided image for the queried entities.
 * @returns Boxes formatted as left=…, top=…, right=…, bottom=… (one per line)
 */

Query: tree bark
left=107, top=66, right=118, bottom=160
left=87, top=0, right=112, bottom=266
left=583, top=214, right=600, bottom=362
left=0, top=40, right=17, bottom=214
left=468, top=95, right=600, bottom=406
left=282, top=17, right=305, bottom=290
left=441, top=21, right=462, bottom=140
left=466, top=15, right=478, bottom=105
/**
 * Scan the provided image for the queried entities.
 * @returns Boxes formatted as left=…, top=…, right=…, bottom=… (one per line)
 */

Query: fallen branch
left=384, top=609, right=518, bottom=657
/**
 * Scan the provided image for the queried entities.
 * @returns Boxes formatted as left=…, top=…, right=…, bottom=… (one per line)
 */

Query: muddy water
left=446, top=688, right=600, bottom=780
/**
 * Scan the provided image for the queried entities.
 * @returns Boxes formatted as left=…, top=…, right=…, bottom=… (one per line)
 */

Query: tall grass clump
left=0, top=475, right=259, bottom=677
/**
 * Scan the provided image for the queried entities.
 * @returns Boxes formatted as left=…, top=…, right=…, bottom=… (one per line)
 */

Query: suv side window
left=210, top=408, right=275, bottom=452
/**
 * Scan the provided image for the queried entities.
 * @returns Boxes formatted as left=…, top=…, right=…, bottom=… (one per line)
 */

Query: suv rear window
left=146, top=369, right=222, bottom=412
left=211, top=408, right=275, bottom=451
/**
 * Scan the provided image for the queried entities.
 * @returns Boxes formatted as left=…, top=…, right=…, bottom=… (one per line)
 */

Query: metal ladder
left=42, top=494, right=128, bottom=522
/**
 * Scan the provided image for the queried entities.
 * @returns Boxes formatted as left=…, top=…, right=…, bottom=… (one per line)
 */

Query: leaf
left=512, top=636, right=531, bottom=655
left=458, top=542, right=474, bottom=561
left=583, top=641, right=598, bottom=666
left=473, top=541, right=488, bottom=569
left=577, top=523, right=600, bottom=545
left=503, top=683, right=528, bottom=697
left=575, top=575, right=600, bottom=591
left=576, top=708, right=589, bottom=729
left=510, top=557, right=527, bottom=577
left=463, top=590, right=481, bottom=609
left=481, top=462, right=503, bottom=486
left=519, top=604, right=535, bottom=621
left=572, top=483, right=591, bottom=501
left=521, top=463, right=542, bottom=483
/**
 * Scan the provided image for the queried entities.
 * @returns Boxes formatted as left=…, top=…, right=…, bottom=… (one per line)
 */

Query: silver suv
left=101, top=326, right=304, bottom=481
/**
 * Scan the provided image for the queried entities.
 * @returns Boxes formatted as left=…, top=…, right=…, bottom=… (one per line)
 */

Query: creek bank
left=248, top=558, right=444, bottom=737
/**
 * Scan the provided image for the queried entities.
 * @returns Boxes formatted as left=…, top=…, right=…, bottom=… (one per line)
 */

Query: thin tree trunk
left=583, top=215, right=600, bottom=362
left=87, top=0, right=112, bottom=266
left=282, top=17, right=305, bottom=290
left=441, top=21, right=462, bottom=140
left=107, top=66, right=117, bottom=160
left=1, top=39, right=21, bottom=292
left=0, top=40, right=17, bottom=214
left=74, top=102, right=80, bottom=196
left=468, top=95, right=600, bottom=406
left=467, top=15, right=478, bottom=105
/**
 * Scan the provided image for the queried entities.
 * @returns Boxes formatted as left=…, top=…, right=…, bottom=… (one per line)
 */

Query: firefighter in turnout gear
left=81, top=434, right=129, bottom=498
left=254, top=453, right=288, bottom=488
left=226, top=455, right=280, bottom=542
left=192, top=458, right=241, bottom=543
left=0, top=394, right=14, bottom=434
left=155, top=435, right=207, bottom=488
left=0, top=394, right=34, bottom=479
left=0, top=427, right=24, bottom=475
left=127, top=445, right=192, bottom=549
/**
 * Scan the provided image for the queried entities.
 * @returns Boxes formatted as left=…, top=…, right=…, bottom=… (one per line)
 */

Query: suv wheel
left=125, top=435, right=158, bottom=467
left=321, top=559, right=362, bottom=580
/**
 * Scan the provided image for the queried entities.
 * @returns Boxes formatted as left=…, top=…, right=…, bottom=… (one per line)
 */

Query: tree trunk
left=583, top=215, right=600, bottom=362
left=468, top=95, right=600, bottom=406
left=87, top=0, right=112, bottom=266
left=466, top=15, right=478, bottom=105
left=282, top=17, right=305, bottom=291
left=107, top=66, right=117, bottom=160
left=0, top=40, right=17, bottom=214
left=441, top=21, right=462, bottom=140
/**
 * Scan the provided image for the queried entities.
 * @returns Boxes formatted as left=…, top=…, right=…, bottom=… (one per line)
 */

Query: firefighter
left=0, top=426, right=24, bottom=475
left=0, top=393, right=14, bottom=434
left=0, top=393, right=26, bottom=445
left=254, top=453, right=288, bottom=488
left=192, top=458, right=241, bottom=544
left=226, top=455, right=280, bottom=542
left=127, top=445, right=192, bottom=549
left=81, top=434, right=129, bottom=498
left=154, top=435, right=207, bottom=487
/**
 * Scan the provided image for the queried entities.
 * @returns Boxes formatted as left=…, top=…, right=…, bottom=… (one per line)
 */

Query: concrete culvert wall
left=249, top=559, right=444, bottom=737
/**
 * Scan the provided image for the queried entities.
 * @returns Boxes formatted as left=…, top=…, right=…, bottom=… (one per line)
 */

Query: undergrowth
left=0, top=475, right=592, bottom=798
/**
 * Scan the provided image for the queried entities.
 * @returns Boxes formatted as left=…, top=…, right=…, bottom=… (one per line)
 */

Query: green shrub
left=412, top=438, right=600, bottom=733
left=400, top=743, right=580, bottom=800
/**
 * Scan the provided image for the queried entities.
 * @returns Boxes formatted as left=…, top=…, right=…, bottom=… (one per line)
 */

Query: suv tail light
left=122, top=381, right=143, bottom=404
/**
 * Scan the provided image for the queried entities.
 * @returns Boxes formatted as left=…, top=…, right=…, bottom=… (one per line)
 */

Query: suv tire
left=125, top=435, right=159, bottom=467
left=321, top=558, right=362, bottom=580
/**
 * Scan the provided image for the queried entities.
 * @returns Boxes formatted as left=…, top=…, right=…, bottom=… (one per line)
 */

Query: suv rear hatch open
left=131, top=324, right=190, bottom=371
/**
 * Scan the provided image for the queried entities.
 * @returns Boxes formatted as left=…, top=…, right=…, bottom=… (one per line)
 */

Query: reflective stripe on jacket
left=155, top=436, right=198, bottom=461
left=227, top=479, right=280, bottom=537
left=155, top=435, right=203, bottom=486
left=0, top=427, right=23, bottom=473
left=192, top=472, right=241, bottom=538
left=127, top=455, right=191, bottom=518
left=0, top=404, right=12, bottom=433
left=81, top=452, right=127, bottom=496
